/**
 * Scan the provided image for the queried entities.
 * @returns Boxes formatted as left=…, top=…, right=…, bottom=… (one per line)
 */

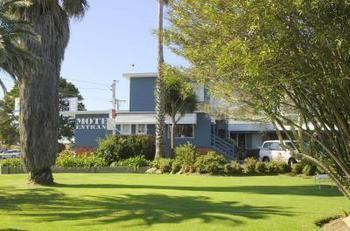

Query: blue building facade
left=74, top=73, right=238, bottom=158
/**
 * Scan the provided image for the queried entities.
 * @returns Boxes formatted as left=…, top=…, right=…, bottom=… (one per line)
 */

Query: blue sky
left=0, top=0, right=187, bottom=110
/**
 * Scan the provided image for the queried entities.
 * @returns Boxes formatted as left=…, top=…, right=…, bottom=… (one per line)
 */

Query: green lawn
left=0, top=174, right=348, bottom=231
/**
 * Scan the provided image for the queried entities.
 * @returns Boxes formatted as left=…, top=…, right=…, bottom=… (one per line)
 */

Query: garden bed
left=0, top=166, right=149, bottom=175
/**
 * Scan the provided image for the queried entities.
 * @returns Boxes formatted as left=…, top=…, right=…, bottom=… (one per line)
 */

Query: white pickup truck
left=259, top=140, right=297, bottom=166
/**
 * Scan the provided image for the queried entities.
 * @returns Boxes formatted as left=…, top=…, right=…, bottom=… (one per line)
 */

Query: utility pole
left=111, top=80, right=117, bottom=135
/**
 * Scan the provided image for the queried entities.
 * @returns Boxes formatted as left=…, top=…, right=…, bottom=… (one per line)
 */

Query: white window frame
left=120, top=124, right=132, bottom=135
left=136, top=124, right=147, bottom=135
left=168, top=124, right=195, bottom=139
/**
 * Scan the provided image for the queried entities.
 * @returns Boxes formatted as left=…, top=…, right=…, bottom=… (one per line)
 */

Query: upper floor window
left=136, top=124, right=147, bottom=135
left=120, top=124, right=131, bottom=135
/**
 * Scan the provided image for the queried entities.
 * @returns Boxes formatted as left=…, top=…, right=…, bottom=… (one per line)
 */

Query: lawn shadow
left=53, top=183, right=342, bottom=197
left=0, top=187, right=293, bottom=228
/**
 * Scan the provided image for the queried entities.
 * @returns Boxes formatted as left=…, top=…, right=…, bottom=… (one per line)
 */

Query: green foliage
left=243, top=158, right=257, bottom=174
left=113, top=155, right=151, bottom=170
left=173, top=142, right=198, bottom=173
left=302, top=165, right=317, bottom=176
left=164, top=65, right=197, bottom=119
left=56, top=151, right=107, bottom=168
left=0, top=158, right=21, bottom=167
left=291, top=163, right=304, bottom=175
left=266, top=161, right=290, bottom=174
left=96, top=135, right=155, bottom=165
left=0, top=78, right=85, bottom=144
left=0, top=85, right=19, bottom=145
left=194, top=151, right=226, bottom=175
left=224, top=161, right=243, bottom=175
left=152, top=158, right=172, bottom=173
left=166, top=0, right=350, bottom=198
left=255, top=162, right=267, bottom=174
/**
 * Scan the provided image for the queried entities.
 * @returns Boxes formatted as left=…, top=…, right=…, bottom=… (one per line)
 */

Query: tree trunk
left=19, top=3, right=69, bottom=185
left=155, top=0, right=166, bottom=158
left=170, top=119, right=176, bottom=157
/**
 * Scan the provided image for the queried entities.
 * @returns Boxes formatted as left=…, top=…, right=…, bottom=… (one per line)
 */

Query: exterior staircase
left=210, top=133, right=235, bottom=159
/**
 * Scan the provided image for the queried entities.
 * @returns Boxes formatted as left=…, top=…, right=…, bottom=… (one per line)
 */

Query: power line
left=66, top=78, right=111, bottom=87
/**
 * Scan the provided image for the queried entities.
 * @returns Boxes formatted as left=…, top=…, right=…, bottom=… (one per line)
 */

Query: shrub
left=152, top=158, right=172, bottom=173
left=224, top=161, right=243, bottom=175
left=291, top=163, right=304, bottom=175
left=95, top=135, right=117, bottom=164
left=171, top=159, right=182, bottom=174
left=255, top=161, right=267, bottom=174
left=243, top=157, right=257, bottom=174
left=56, top=152, right=107, bottom=168
left=0, top=158, right=22, bottom=167
left=113, top=155, right=151, bottom=170
left=174, top=143, right=198, bottom=173
left=96, top=135, right=155, bottom=164
left=194, top=151, right=226, bottom=174
left=303, top=164, right=317, bottom=176
left=266, top=161, right=290, bottom=174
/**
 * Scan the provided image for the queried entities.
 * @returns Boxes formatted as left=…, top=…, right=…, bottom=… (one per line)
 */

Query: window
left=262, top=142, right=271, bottom=149
left=120, top=124, right=131, bottom=135
left=269, top=142, right=282, bottom=151
left=136, top=124, right=147, bottom=135
left=168, top=125, right=194, bottom=138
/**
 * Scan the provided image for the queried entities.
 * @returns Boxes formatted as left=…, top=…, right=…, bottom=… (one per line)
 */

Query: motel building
left=71, top=73, right=277, bottom=158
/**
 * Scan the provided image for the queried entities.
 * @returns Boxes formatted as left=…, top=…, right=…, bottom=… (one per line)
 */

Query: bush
left=113, top=155, right=151, bottom=170
left=152, top=158, right=172, bottom=173
left=174, top=143, right=198, bottom=173
left=0, top=158, right=22, bottom=167
left=171, top=159, right=182, bottom=174
left=266, top=161, right=290, bottom=174
left=291, top=163, right=304, bottom=175
left=56, top=152, right=107, bottom=168
left=255, top=161, right=267, bottom=174
left=97, top=135, right=155, bottom=164
left=194, top=151, right=226, bottom=175
left=224, top=161, right=243, bottom=175
left=243, top=157, right=257, bottom=174
left=303, top=164, right=317, bottom=176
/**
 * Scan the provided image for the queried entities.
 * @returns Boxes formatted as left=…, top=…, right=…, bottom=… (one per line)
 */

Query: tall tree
left=0, top=78, right=85, bottom=145
left=164, top=66, right=197, bottom=154
left=0, top=86, right=19, bottom=146
left=166, top=0, right=350, bottom=198
left=155, top=0, right=168, bottom=158
left=3, top=0, right=88, bottom=184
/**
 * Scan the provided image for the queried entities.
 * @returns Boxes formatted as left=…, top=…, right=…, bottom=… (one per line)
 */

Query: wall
left=129, top=77, right=156, bottom=111
left=164, top=113, right=212, bottom=155
left=75, top=113, right=110, bottom=149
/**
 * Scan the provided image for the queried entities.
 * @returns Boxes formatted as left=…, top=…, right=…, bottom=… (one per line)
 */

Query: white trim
left=136, top=124, right=147, bottom=135
left=120, top=124, right=132, bottom=135
left=115, top=113, right=197, bottom=125
left=123, top=73, right=157, bottom=79
left=168, top=124, right=195, bottom=139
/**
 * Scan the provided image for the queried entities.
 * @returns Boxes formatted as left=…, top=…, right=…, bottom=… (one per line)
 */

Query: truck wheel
left=262, top=157, right=270, bottom=162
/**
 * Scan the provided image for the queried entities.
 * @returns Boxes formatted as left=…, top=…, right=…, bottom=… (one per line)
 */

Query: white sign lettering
left=76, top=117, right=108, bottom=130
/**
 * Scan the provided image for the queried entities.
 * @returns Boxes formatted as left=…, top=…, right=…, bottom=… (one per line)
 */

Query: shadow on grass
left=0, top=187, right=293, bottom=228
left=52, top=183, right=341, bottom=197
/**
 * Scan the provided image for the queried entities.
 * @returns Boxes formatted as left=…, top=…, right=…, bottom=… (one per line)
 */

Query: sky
left=0, top=0, right=187, bottom=111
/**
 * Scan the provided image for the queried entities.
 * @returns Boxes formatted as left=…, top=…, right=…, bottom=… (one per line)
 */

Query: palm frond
left=62, top=0, right=89, bottom=18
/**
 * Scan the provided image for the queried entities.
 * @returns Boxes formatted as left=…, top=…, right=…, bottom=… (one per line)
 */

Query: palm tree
left=0, top=0, right=37, bottom=91
left=155, top=0, right=168, bottom=158
left=3, top=0, right=88, bottom=185
left=164, top=66, right=197, bottom=156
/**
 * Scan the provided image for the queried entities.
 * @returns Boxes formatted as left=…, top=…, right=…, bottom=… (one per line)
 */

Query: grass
left=0, top=174, right=348, bottom=231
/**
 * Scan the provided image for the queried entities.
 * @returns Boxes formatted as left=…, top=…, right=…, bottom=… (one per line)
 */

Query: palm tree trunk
left=155, top=0, right=166, bottom=158
left=19, top=3, right=69, bottom=184
left=170, top=117, right=176, bottom=157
